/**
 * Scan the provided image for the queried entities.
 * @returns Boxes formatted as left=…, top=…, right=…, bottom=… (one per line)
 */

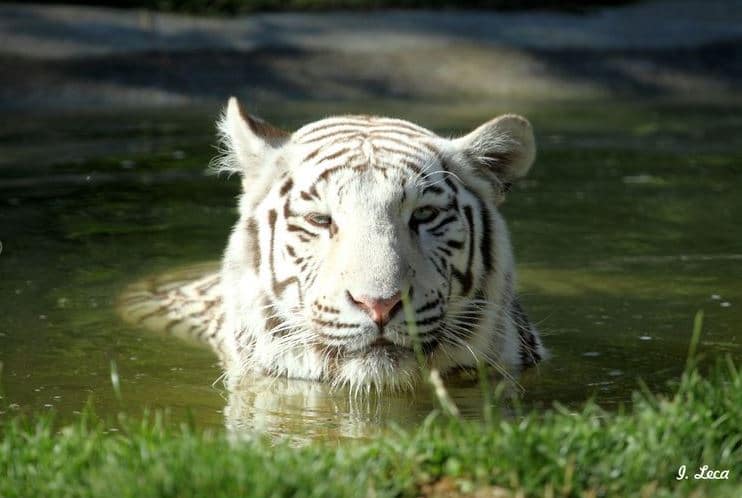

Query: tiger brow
left=421, top=184, right=445, bottom=195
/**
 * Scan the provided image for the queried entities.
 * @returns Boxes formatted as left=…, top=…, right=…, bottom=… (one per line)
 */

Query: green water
left=1, top=100, right=740, bottom=438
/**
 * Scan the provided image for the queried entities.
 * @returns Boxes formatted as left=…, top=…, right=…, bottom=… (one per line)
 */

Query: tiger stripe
left=246, top=217, right=261, bottom=270
left=267, top=209, right=302, bottom=301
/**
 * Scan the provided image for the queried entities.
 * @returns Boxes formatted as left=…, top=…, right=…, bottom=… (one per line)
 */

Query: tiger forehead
left=291, top=157, right=417, bottom=205
left=292, top=115, right=437, bottom=144
left=290, top=116, right=444, bottom=180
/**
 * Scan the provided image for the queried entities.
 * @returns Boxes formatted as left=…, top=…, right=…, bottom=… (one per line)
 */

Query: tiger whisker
left=438, top=327, right=521, bottom=390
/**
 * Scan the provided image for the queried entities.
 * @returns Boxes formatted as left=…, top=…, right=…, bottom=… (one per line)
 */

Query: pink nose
left=347, top=291, right=402, bottom=326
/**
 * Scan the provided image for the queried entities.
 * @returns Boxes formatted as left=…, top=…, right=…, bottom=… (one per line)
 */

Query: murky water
left=1, top=100, right=740, bottom=439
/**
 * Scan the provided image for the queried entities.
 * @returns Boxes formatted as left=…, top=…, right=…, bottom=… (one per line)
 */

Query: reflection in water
left=224, top=375, right=420, bottom=441
left=221, top=366, right=532, bottom=441
left=224, top=370, right=520, bottom=441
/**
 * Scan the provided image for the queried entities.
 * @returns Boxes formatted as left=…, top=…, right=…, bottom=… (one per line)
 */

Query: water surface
left=1, top=100, right=740, bottom=439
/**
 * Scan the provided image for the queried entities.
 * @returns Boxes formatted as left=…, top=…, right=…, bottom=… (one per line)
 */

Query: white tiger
left=118, top=97, right=546, bottom=393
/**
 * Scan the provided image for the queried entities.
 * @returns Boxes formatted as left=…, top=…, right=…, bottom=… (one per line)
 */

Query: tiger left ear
left=216, top=97, right=289, bottom=175
left=453, top=114, right=536, bottom=184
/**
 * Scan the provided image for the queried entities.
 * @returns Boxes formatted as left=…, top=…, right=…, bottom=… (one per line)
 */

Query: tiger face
left=218, top=98, right=541, bottom=392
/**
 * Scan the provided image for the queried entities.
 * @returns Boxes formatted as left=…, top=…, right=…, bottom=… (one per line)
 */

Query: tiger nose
left=347, top=291, right=402, bottom=327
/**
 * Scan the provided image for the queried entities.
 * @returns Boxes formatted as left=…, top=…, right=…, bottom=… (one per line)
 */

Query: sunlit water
left=1, top=100, right=740, bottom=439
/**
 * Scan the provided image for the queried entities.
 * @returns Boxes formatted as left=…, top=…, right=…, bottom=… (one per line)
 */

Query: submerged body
left=119, top=98, right=546, bottom=392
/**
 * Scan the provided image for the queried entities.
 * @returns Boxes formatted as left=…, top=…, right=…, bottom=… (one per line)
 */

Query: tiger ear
left=215, top=97, right=289, bottom=175
left=453, top=114, right=536, bottom=184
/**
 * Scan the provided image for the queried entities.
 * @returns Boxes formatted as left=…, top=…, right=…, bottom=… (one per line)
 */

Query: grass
left=1, top=317, right=741, bottom=497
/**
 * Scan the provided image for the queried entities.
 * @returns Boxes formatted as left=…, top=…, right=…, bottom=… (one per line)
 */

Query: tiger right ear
left=215, top=97, right=289, bottom=175
left=453, top=114, right=536, bottom=184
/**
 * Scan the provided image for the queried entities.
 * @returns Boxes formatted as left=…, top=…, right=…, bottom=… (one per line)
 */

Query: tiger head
left=218, top=98, right=536, bottom=393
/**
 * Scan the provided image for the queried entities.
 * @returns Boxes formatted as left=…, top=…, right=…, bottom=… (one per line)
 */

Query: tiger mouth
left=358, top=339, right=414, bottom=362
left=368, top=337, right=396, bottom=349
left=313, top=326, right=441, bottom=357
left=337, top=336, right=415, bottom=357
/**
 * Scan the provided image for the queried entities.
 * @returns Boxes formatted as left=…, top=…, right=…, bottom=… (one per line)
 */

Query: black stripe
left=286, top=223, right=318, bottom=238
left=415, top=312, right=445, bottom=327
left=428, top=215, right=457, bottom=233
left=314, top=319, right=360, bottom=330
left=370, top=134, right=439, bottom=157
left=436, top=245, right=453, bottom=257
left=268, top=209, right=302, bottom=300
left=477, top=198, right=493, bottom=273
left=451, top=205, right=476, bottom=295
left=512, top=298, right=542, bottom=368
left=246, top=217, right=261, bottom=270
left=368, top=127, right=433, bottom=139
left=422, top=185, right=444, bottom=195
left=315, top=147, right=353, bottom=165
left=283, top=198, right=294, bottom=219
left=314, top=157, right=367, bottom=185
left=302, top=148, right=321, bottom=163
left=415, top=299, right=440, bottom=314
left=398, top=158, right=422, bottom=174
left=444, top=176, right=459, bottom=194
left=429, top=256, right=447, bottom=280
left=296, top=122, right=367, bottom=142
left=279, top=178, right=293, bottom=196
left=374, top=145, right=428, bottom=161
left=299, top=128, right=365, bottom=146
left=444, top=196, right=458, bottom=212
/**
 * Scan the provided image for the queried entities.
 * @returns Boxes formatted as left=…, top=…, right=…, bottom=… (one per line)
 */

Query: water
left=1, top=100, right=740, bottom=439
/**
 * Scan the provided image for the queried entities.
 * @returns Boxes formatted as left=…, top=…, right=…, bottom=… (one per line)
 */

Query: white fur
left=213, top=99, right=545, bottom=392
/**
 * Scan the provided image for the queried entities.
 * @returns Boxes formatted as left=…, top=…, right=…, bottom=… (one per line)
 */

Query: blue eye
left=411, top=206, right=439, bottom=224
left=305, top=213, right=332, bottom=227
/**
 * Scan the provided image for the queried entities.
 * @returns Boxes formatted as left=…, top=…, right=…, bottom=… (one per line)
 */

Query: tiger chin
left=119, top=97, right=546, bottom=394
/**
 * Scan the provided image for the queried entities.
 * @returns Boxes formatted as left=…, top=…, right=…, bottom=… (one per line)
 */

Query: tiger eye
left=305, top=213, right=332, bottom=227
left=410, top=206, right=440, bottom=224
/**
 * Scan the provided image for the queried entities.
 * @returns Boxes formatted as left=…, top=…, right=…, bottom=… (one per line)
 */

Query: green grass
left=1, top=356, right=740, bottom=497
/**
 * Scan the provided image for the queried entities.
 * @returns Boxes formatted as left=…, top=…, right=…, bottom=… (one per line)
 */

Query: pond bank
left=2, top=357, right=740, bottom=497
left=1, top=1, right=741, bottom=112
